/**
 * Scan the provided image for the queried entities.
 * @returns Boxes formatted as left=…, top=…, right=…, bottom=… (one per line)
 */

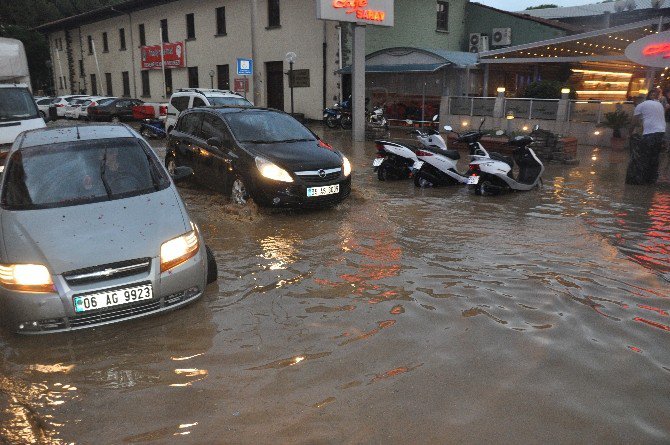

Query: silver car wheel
left=231, top=178, right=249, bottom=205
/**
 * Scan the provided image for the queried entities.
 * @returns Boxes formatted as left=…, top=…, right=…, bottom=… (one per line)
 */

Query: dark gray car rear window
left=2, top=138, right=170, bottom=210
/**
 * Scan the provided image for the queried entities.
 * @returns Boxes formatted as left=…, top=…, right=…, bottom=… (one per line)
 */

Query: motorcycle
left=140, top=118, right=167, bottom=139
left=367, top=105, right=388, bottom=129
left=413, top=119, right=493, bottom=188
left=467, top=125, right=544, bottom=196
left=323, top=103, right=343, bottom=129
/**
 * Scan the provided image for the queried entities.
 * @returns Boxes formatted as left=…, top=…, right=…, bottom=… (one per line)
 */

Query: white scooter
left=372, top=117, right=445, bottom=181
left=467, top=127, right=544, bottom=196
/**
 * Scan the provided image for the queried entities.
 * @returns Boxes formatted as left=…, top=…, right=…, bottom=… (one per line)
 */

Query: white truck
left=0, top=37, right=46, bottom=149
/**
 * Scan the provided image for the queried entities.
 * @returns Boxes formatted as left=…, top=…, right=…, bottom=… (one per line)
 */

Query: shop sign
left=289, top=69, right=310, bottom=88
left=141, top=42, right=185, bottom=70
left=316, top=0, right=394, bottom=27
left=234, top=78, right=249, bottom=93
left=625, top=31, right=670, bottom=68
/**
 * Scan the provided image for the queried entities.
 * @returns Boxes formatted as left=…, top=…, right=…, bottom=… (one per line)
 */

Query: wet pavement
left=1, top=122, right=669, bottom=444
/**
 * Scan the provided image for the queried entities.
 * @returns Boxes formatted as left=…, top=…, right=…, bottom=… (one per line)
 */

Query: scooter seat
left=490, top=152, right=514, bottom=168
left=424, top=146, right=461, bottom=160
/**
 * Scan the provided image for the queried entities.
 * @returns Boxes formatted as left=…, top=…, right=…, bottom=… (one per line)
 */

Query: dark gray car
left=0, top=124, right=216, bottom=333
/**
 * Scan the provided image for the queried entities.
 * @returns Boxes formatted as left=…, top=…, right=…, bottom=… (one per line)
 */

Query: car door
left=201, top=113, right=235, bottom=193
left=172, top=112, right=203, bottom=173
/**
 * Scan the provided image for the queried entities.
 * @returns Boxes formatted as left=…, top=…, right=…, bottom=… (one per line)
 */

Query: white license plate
left=307, top=184, right=340, bottom=197
left=467, top=175, right=480, bottom=185
left=74, top=284, right=153, bottom=313
left=413, top=161, right=424, bottom=170
left=372, top=158, right=384, bottom=167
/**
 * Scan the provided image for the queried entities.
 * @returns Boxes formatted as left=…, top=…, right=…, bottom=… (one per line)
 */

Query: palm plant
left=599, top=110, right=630, bottom=139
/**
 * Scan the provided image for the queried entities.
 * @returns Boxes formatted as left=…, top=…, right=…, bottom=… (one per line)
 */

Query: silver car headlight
left=342, top=155, right=352, bottom=177
left=160, top=227, right=200, bottom=273
left=0, top=264, right=54, bottom=293
left=255, top=157, right=294, bottom=183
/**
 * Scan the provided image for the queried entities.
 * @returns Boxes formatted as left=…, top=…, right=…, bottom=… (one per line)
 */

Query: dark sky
left=473, top=0, right=593, bottom=11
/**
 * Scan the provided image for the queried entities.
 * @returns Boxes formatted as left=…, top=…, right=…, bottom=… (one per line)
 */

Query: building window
left=216, top=7, right=226, bottom=35
left=79, top=59, right=84, bottom=77
left=160, top=19, right=169, bottom=43
left=59, top=77, right=63, bottom=89
left=87, top=35, right=93, bottom=54
left=186, top=13, right=195, bottom=39
left=217, top=64, right=229, bottom=90
left=141, top=70, right=150, bottom=96
left=436, top=1, right=449, bottom=32
left=119, top=28, right=126, bottom=50
left=105, top=72, right=113, bottom=96
left=188, top=67, right=199, bottom=88
left=91, top=73, right=98, bottom=95
left=165, top=69, right=173, bottom=96
left=102, top=32, right=108, bottom=52
left=139, top=23, right=146, bottom=46
left=122, top=71, right=130, bottom=96
left=268, top=0, right=280, bottom=28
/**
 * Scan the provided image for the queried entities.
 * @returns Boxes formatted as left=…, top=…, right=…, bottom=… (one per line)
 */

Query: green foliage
left=598, top=110, right=630, bottom=138
left=522, top=80, right=574, bottom=99
left=0, top=26, right=51, bottom=94
left=525, top=4, right=559, bottom=10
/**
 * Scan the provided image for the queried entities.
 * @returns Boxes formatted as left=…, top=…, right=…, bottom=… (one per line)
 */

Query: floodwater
left=1, top=124, right=669, bottom=444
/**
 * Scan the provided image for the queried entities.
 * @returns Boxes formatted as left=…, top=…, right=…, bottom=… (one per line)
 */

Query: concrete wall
left=366, top=0, right=468, bottom=53
left=465, top=3, right=568, bottom=49
left=49, top=0, right=342, bottom=120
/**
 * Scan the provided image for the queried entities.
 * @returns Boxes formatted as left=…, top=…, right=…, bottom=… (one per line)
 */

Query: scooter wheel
left=477, top=180, right=496, bottom=196
left=140, top=127, right=153, bottom=138
left=414, top=171, right=434, bottom=188
left=325, top=115, right=338, bottom=129
left=377, top=161, right=391, bottom=181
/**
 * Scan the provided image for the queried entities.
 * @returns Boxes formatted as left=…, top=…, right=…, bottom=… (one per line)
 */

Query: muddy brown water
left=1, top=124, right=669, bottom=444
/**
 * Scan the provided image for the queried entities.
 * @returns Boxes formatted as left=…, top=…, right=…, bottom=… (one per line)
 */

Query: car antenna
left=76, top=125, right=81, bottom=140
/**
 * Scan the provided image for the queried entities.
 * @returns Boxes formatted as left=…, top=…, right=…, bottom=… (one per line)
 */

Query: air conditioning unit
left=469, top=33, right=489, bottom=52
left=492, top=28, right=512, bottom=46
left=469, top=33, right=482, bottom=52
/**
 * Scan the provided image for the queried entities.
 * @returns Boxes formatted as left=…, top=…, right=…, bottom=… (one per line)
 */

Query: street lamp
left=285, top=51, right=297, bottom=115
left=209, top=69, right=215, bottom=89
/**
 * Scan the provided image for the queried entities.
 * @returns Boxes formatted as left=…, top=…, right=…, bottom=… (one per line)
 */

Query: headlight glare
left=0, top=264, right=54, bottom=292
left=160, top=230, right=199, bottom=272
left=255, top=157, right=293, bottom=183
left=342, top=156, right=352, bottom=177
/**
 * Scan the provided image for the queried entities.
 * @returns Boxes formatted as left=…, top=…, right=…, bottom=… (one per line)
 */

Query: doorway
left=265, top=61, right=284, bottom=111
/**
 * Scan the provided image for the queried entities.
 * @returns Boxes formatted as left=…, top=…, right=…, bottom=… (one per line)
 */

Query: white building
left=38, top=0, right=343, bottom=120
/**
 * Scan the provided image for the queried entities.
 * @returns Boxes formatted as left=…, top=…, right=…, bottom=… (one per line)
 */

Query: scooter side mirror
left=533, top=124, right=540, bottom=131
left=405, top=119, right=414, bottom=125
left=495, top=130, right=504, bottom=136
left=432, top=115, right=439, bottom=122
left=443, top=125, right=453, bottom=132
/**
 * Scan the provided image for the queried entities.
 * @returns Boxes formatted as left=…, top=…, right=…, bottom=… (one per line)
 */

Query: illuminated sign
left=316, top=0, right=394, bottom=27
left=625, top=31, right=670, bottom=68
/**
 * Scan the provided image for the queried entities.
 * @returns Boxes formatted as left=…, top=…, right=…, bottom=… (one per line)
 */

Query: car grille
left=295, top=168, right=341, bottom=184
left=63, top=258, right=152, bottom=285
left=23, top=287, right=201, bottom=332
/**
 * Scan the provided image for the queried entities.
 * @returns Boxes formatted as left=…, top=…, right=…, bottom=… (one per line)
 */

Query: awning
left=338, top=63, right=448, bottom=74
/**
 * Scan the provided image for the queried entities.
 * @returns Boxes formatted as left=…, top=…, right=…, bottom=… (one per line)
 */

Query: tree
left=525, top=4, right=558, bottom=9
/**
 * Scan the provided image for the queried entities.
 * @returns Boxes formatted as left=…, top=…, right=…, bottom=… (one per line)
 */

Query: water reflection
left=259, top=233, right=299, bottom=270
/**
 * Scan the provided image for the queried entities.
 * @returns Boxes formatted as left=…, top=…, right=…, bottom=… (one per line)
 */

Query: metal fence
left=568, top=101, right=635, bottom=124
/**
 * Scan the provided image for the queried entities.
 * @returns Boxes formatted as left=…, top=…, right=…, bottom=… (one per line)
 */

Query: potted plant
left=598, top=110, right=630, bottom=150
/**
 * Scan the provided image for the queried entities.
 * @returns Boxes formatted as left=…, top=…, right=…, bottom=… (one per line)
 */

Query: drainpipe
left=323, top=21, right=327, bottom=111
left=112, top=6, right=138, bottom=98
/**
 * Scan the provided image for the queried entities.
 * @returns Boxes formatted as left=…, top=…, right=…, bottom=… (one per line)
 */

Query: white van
left=0, top=38, right=45, bottom=148
left=165, top=88, right=252, bottom=133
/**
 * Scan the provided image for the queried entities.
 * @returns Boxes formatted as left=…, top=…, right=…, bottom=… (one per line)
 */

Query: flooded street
left=1, top=124, right=669, bottom=444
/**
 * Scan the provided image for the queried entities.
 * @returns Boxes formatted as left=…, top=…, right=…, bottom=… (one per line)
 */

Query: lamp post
left=209, top=69, right=215, bottom=89
left=285, top=52, right=297, bottom=115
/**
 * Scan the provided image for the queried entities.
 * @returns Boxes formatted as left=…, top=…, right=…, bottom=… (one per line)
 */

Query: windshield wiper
left=276, top=138, right=314, bottom=143
left=240, top=139, right=275, bottom=144
left=100, top=148, right=113, bottom=199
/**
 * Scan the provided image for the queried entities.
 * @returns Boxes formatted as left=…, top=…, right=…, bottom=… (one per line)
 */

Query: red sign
left=234, top=78, right=249, bottom=93
left=141, top=42, right=185, bottom=70
left=625, top=31, right=670, bottom=68
left=642, top=43, right=670, bottom=59
left=332, top=0, right=386, bottom=22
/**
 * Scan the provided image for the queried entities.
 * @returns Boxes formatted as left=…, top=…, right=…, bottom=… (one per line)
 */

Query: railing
left=568, top=100, right=634, bottom=124
left=505, top=98, right=559, bottom=120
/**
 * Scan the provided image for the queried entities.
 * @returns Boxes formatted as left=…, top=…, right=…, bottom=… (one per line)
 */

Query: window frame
left=102, top=32, right=109, bottom=52
left=105, top=72, right=113, bottom=96
left=119, top=28, right=127, bottom=51
left=138, top=23, right=146, bottom=46
left=122, top=71, right=131, bottom=97
left=268, top=0, right=280, bottom=28
left=160, top=19, right=169, bottom=43
left=436, top=1, right=449, bottom=32
left=87, top=35, right=93, bottom=55
left=216, top=7, right=227, bottom=36
left=141, top=70, right=151, bottom=97
left=186, top=13, right=196, bottom=39
left=188, top=67, right=199, bottom=88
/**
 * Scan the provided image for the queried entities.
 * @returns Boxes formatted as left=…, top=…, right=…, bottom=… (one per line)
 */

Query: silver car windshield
left=1, top=138, right=169, bottom=210
left=224, top=111, right=316, bottom=144
left=0, top=88, right=39, bottom=122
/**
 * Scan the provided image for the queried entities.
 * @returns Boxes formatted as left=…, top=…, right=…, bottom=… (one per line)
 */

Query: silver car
left=0, top=124, right=216, bottom=333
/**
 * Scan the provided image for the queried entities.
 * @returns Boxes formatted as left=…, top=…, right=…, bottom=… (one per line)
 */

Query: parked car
left=49, top=95, right=89, bottom=119
left=0, top=85, right=46, bottom=149
left=65, top=96, right=115, bottom=120
left=0, top=124, right=217, bottom=333
left=166, top=107, right=352, bottom=208
left=34, top=97, right=53, bottom=120
left=88, top=98, right=144, bottom=122
left=166, top=88, right=252, bottom=133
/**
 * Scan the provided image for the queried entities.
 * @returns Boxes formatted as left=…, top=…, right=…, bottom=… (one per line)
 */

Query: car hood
left=241, top=140, right=343, bottom=171
left=1, top=188, right=188, bottom=275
